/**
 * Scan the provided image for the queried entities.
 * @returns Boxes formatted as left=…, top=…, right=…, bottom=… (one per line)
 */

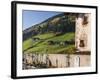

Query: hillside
left=23, top=13, right=75, bottom=41
left=23, top=13, right=76, bottom=54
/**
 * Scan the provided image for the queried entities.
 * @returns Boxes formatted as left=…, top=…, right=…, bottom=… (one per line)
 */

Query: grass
left=23, top=32, right=75, bottom=54
left=33, top=33, right=55, bottom=39
left=48, top=32, right=75, bottom=41
left=23, top=39, right=32, bottom=50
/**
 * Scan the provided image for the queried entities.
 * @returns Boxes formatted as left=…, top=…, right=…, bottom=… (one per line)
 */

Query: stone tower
left=75, top=13, right=91, bottom=52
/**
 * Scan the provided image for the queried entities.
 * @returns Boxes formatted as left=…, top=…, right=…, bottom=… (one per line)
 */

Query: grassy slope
left=23, top=32, right=75, bottom=54
left=23, top=38, right=32, bottom=50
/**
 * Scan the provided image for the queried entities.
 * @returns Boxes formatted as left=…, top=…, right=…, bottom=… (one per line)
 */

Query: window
left=82, top=15, right=88, bottom=25
left=79, top=40, right=85, bottom=47
left=79, top=33, right=87, bottom=47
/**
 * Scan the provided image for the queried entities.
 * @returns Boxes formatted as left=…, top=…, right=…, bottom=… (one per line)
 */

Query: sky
left=23, top=10, right=62, bottom=30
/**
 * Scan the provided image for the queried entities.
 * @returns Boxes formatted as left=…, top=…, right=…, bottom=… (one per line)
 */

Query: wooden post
left=66, top=54, right=70, bottom=67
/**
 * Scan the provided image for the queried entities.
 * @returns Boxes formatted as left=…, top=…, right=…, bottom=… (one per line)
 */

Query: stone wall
left=23, top=53, right=91, bottom=69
